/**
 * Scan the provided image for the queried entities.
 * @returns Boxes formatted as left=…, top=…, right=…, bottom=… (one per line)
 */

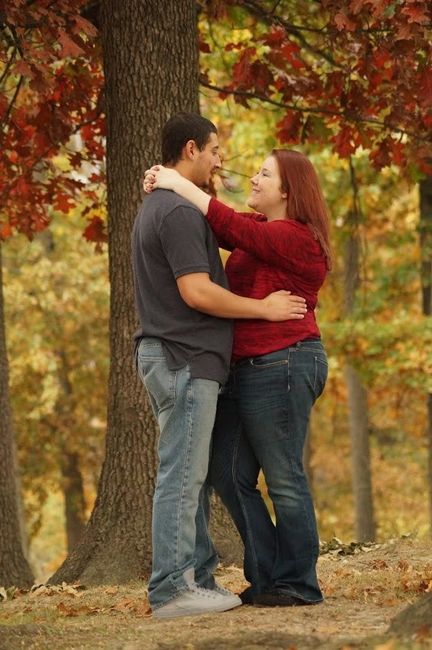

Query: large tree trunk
left=49, top=0, right=203, bottom=585
left=419, top=176, right=432, bottom=533
left=344, top=159, right=376, bottom=542
left=0, top=242, right=34, bottom=588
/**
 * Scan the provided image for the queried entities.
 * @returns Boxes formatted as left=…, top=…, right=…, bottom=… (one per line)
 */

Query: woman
left=144, top=149, right=331, bottom=607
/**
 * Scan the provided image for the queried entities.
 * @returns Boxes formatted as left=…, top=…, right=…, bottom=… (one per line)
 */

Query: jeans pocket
left=314, top=355, right=328, bottom=398
left=138, top=344, right=177, bottom=413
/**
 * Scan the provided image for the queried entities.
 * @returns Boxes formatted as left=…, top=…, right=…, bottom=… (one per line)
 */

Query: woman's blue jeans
left=209, top=340, right=328, bottom=603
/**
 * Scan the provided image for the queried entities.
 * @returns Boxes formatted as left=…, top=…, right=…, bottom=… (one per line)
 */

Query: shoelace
left=189, top=584, right=227, bottom=599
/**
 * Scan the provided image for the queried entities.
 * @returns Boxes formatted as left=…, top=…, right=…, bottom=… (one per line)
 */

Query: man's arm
left=177, top=273, right=306, bottom=322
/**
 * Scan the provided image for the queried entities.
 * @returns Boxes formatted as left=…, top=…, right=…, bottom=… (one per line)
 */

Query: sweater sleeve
left=206, top=198, right=321, bottom=273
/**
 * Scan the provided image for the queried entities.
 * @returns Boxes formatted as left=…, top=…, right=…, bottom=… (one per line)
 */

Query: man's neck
left=168, top=161, right=197, bottom=185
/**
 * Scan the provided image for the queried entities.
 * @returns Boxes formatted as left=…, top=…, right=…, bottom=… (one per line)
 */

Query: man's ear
left=184, top=139, right=197, bottom=161
left=184, top=140, right=198, bottom=160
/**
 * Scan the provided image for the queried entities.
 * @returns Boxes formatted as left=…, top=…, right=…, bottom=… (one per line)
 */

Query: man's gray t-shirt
left=132, top=189, right=233, bottom=385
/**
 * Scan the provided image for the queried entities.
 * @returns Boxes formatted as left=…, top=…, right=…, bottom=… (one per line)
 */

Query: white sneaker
left=213, top=583, right=240, bottom=599
left=153, top=584, right=242, bottom=619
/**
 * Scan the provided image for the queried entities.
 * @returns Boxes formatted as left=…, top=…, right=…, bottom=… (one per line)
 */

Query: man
left=132, top=112, right=305, bottom=618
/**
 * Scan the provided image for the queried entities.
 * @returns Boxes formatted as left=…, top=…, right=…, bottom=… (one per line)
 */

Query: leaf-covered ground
left=1, top=537, right=431, bottom=650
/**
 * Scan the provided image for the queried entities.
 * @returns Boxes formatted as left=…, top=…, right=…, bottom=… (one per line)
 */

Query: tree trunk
left=345, top=365, right=375, bottom=542
left=0, top=242, right=34, bottom=588
left=389, top=592, right=432, bottom=636
left=49, top=0, right=202, bottom=585
left=210, top=494, right=243, bottom=567
left=60, top=450, right=87, bottom=553
left=419, top=176, right=432, bottom=533
left=344, top=159, right=376, bottom=542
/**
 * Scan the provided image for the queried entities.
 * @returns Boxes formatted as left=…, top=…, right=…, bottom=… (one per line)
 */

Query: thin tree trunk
left=60, top=450, right=86, bottom=553
left=0, top=242, right=34, bottom=587
left=344, top=159, right=376, bottom=542
left=419, top=176, right=432, bottom=533
left=345, top=365, right=375, bottom=541
left=50, top=0, right=202, bottom=585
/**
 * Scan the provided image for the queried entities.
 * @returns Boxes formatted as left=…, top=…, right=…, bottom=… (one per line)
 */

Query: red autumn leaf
left=333, top=127, right=357, bottom=157
left=72, top=15, right=98, bottom=37
left=54, top=193, right=75, bottom=213
left=276, top=112, right=303, bottom=144
left=418, top=158, right=432, bottom=175
left=199, top=40, right=211, bottom=53
left=423, top=113, right=432, bottom=128
left=373, top=48, right=391, bottom=69
left=14, top=177, right=30, bottom=197
left=418, top=70, right=432, bottom=108
left=280, top=43, right=304, bottom=70
left=401, top=4, right=430, bottom=24
left=369, top=139, right=392, bottom=169
left=83, top=217, right=108, bottom=245
left=390, top=141, right=405, bottom=166
left=232, top=47, right=257, bottom=88
left=58, top=31, right=85, bottom=58
left=12, top=60, right=34, bottom=78
left=250, top=61, right=274, bottom=94
left=0, top=223, right=13, bottom=240
left=334, top=12, right=357, bottom=31
left=367, top=0, right=391, bottom=19
left=261, top=27, right=286, bottom=47
left=350, top=0, right=366, bottom=15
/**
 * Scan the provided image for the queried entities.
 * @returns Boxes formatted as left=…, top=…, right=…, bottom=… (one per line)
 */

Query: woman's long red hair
left=272, top=149, right=332, bottom=270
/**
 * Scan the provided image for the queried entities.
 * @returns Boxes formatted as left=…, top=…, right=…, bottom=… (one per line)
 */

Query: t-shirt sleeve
left=159, top=205, right=211, bottom=278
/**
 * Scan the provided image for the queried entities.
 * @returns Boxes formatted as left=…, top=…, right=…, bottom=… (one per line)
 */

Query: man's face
left=191, top=132, right=221, bottom=187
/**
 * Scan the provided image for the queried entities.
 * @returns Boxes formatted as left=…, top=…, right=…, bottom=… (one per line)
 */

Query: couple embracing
left=132, top=112, right=331, bottom=619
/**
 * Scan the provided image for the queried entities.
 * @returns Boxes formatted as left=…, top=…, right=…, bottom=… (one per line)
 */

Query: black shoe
left=253, top=589, right=318, bottom=607
left=238, top=587, right=255, bottom=604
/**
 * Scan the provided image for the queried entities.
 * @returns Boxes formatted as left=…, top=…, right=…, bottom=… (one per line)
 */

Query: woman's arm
left=144, top=166, right=323, bottom=275
left=144, top=166, right=211, bottom=214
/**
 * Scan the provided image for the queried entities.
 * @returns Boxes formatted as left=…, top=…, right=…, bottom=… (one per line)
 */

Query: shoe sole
left=153, top=597, right=242, bottom=619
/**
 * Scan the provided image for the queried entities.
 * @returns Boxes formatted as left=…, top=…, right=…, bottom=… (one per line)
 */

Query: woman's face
left=247, top=155, right=287, bottom=218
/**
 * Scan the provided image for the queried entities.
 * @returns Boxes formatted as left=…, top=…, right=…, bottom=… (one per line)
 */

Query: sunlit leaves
left=200, top=0, right=432, bottom=175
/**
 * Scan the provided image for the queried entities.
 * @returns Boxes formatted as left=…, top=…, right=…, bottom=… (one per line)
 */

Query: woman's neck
left=266, top=206, right=288, bottom=222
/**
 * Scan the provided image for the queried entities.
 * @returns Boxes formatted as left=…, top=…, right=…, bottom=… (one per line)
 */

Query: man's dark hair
left=161, top=112, right=217, bottom=165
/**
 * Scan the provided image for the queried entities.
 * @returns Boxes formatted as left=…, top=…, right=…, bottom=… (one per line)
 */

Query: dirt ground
left=1, top=536, right=431, bottom=650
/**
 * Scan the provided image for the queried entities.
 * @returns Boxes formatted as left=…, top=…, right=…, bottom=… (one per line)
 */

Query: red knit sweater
left=207, top=198, right=328, bottom=359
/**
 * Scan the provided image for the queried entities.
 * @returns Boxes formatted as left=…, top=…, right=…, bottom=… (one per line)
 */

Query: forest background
left=0, top=0, right=431, bottom=595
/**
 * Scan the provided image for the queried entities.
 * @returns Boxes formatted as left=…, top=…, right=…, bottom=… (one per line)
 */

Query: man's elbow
left=178, top=285, right=206, bottom=310
left=177, top=274, right=211, bottom=311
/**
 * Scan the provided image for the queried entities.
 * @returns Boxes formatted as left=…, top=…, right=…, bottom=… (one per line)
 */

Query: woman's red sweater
left=207, top=198, right=328, bottom=360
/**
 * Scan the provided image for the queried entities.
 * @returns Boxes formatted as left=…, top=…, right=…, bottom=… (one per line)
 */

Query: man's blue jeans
left=209, top=340, right=328, bottom=603
left=137, top=338, right=220, bottom=608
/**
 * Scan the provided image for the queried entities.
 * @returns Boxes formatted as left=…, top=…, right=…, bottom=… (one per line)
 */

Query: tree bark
left=210, top=494, right=243, bottom=567
left=0, top=242, right=34, bottom=588
left=344, top=159, right=376, bottom=542
left=49, top=0, right=202, bottom=585
left=419, top=176, right=432, bottom=534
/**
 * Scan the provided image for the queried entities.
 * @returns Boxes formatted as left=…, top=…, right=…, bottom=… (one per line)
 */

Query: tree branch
left=199, top=78, right=423, bottom=141
left=0, top=75, right=24, bottom=135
